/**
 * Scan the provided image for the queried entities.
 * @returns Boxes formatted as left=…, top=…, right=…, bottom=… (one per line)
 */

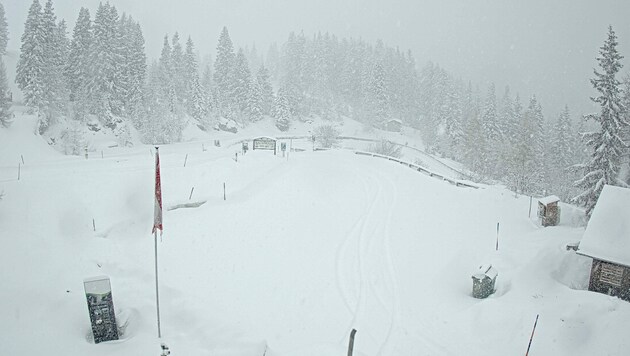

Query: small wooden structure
left=384, top=119, right=402, bottom=132
left=471, top=264, right=498, bottom=298
left=537, top=195, right=560, bottom=227
left=577, top=185, right=630, bottom=302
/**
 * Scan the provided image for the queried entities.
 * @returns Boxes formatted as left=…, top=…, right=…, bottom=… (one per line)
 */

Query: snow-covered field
left=1, top=112, right=629, bottom=356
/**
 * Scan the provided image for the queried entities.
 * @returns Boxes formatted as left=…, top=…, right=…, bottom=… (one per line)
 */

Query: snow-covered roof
left=538, top=195, right=560, bottom=205
left=83, top=276, right=112, bottom=295
left=577, top=185, right=630, bottom=267
left=387, top=119, right=402, bottom=124
left=253, top=136, right=277, bottom=141
left=472, top=264, right=498, bottom=280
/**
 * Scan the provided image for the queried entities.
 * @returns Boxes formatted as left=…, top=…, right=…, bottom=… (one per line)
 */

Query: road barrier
left=354, top=151, right=479, bottom=189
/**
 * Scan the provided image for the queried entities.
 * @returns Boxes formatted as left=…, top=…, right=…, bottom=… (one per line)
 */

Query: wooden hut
left=384, top=119, right=402, bottom=132
left=577, top=185, right=630, bottom=302
left=537, top=195, right=560, bottom=227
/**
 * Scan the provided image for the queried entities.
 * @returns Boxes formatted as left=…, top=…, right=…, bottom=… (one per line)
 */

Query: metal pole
left=525, top=314, right=539, bottom=356
left=347, top=329, right=357, bottom=356
left=154, top=231, right=162, bottom=338
left=496, top=222, right=500, bottom=251
left=528, top=196, right=533, bottom=218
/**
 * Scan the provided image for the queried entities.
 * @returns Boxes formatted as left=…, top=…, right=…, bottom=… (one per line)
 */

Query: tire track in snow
left=335, top=173, right=374, bottom=315
left=335, top=162, right=402, bottom=355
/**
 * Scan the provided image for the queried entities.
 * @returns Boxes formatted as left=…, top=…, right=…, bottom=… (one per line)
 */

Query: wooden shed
left=537, top=195, right=560, bottom=227
left=384, top=119, right=402, bottom=132
left=577, top=185, right=630, bottom=302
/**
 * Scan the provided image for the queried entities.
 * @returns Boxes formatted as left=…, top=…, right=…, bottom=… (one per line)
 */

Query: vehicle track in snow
left=335, top=162, right=402, bottom=355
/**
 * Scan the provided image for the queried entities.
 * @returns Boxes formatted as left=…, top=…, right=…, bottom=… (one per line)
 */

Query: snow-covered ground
left=1, top=112, right=629, bottom=356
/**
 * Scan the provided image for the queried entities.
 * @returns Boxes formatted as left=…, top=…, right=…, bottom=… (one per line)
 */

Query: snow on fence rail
left=354, top=151, right=479, bottom=189
left=339, top=136, right=472, bottom=181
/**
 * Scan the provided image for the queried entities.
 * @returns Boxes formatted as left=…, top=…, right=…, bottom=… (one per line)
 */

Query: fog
left=5, top=0, right=630, bottom=118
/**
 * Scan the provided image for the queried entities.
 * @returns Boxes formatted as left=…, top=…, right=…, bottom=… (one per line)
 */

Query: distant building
left=577, top=185, right=630, bottom=302
left=384, top=119, right=402, bottom=132
left=537, top=195, right=560, bottom=227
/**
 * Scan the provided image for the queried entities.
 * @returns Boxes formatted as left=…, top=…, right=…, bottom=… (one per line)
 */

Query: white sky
left=4, top=0, right=630, bottom=119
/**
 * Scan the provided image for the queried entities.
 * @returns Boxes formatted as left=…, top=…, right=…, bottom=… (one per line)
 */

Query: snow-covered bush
left=313, top=124, right=340, bottom=148
left=59, top=122, right=86, bottom=156
left=367, top=139, right=402, bottom=158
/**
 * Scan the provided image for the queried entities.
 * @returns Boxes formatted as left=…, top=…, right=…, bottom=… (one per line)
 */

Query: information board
left=84, top=276, right=119, bottom=343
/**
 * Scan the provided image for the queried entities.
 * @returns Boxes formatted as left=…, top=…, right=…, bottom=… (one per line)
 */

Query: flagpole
left=153, top=146, right=163, bottom=339
left=154, top=230, right=162, bottom=338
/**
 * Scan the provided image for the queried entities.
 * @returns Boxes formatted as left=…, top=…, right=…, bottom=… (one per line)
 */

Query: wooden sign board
left=253, top=137, right=277, bottom=154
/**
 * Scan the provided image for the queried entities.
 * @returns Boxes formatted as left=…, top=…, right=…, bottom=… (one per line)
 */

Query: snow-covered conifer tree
left=0, top=58, right=12, bottom=127
left=247, top=80, right=263, bottom=122
left=365, top=62, right=389, bottom=127
left=233, top=48, right=252, bottom=120
left=256, top=65, right=274, bottom=116
left=0, top=2, right=8, bottom=55
left=274, top=87, right=291, bottom=131
left=183, top=36, right=199, bottom=114
left=550, top=105, right=577, bottom=200
left=120, top=16, right=146, bottom=118
left=574, top=26, right=629, bottom=218
left=170, top=32, right=185, bottom=105
left=213, top=27, right=235, bottom=118
left=88, top=2, right=122, bottom=127
left=16, top=0, right=45, bottom=114
left=481, top=83, right=500, bottom=177
left=65, top=7, right=91, bottom=119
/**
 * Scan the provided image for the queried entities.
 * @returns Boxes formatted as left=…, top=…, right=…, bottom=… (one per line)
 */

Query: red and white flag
left=152, top=147, right=163, bottom=235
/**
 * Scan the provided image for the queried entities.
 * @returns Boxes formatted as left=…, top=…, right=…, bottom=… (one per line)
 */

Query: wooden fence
left=354, top=151, right=479, bottom=189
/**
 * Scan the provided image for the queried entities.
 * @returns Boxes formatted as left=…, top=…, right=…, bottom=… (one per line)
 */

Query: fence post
left=347, top=329, right=357, bottom=356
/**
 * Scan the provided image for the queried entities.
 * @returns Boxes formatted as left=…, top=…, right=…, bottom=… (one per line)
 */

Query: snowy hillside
left=1, top=111, right=629, bottom=356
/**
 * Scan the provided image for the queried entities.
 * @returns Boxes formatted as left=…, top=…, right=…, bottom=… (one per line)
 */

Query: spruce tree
left=256, top=65, right=274, bottom=116
left=233, top=48, right=252, bottom=120
left=183, top=36, right=199, bottom=115
left=481, top=83, right=500, bottom=177
left=16, top=0, right=45, bottom=113
left=274, top=87, right=291, bottom=131
left=66, top=7, right=92, bottom=118
left=121, top=16, right=146, bottom=118
left=88, top=2, right=122, bottom=127
left=170, top=32, right=185, bottom=104
left=550, top=105, right=576, bottom=200
left=574, top=26, right=629, bottom=218
left=365, top=62, right=389, bottom=127
left=0, top=57, right=12, bottom=127
left=247, top=80, right=263, bottom=122
left=213, top=26, right=235, bottom=118
left=0, top=2, right=7, bottom=55
left=158, top=34, right=176, bottom=113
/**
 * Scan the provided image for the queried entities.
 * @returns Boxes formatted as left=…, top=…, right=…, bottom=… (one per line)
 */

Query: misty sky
left=4, top=0, right=630, bottom=119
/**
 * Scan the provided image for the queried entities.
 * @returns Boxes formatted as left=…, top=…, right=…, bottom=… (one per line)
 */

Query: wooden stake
left=347, top=329, right=357, bottom=356
left=223, top=183, right=226, bottom=201
left=21, top=155, right=24, bottom=164
left=496, top=222, right=500, bottom=251
left=189, top=187, right=195, bottom=200
left=92, top=218, right=96, bottom=232
left=525, top=314, right=539, bottom=356
left=17, top=162, right=20, bottom=180
left=184, top=154, right=188, bottom=167
left=529, top=196, right=533, bottom=218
